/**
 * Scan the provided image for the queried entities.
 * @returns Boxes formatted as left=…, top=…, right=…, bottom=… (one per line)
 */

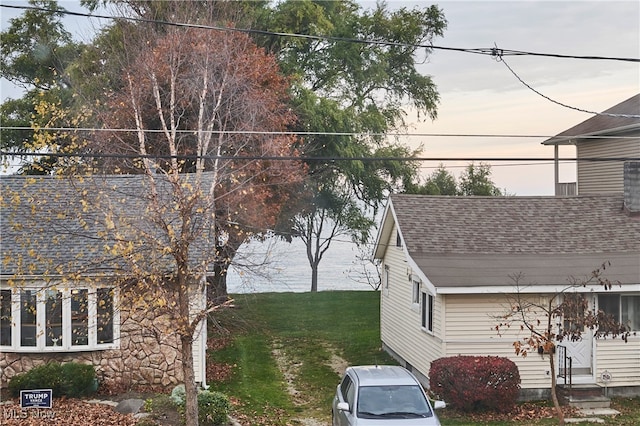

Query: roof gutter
left=542, top=123, right=640, bottom=146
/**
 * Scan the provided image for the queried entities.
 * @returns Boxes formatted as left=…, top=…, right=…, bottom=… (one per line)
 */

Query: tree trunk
left=208, top=264, right=229, bottom=306
left=207, top=238, right=244, bottom=305
left=181, top=334, right=199, bottom=426
left=310, top=262, right=318, bottom=292
left=548, top=353, right=565, bottom=425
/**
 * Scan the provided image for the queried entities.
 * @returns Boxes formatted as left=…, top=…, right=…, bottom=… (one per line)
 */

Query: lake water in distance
left=226, top=237, right=377, bottom=293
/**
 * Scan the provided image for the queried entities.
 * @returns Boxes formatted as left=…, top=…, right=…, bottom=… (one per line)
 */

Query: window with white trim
left=412, top=280, right=420, bottom=304
left=0, top=286, right=118, bottom=351
left=598, top=294, right=640, bottom=332
left=421, top=291, right=434, bottom=332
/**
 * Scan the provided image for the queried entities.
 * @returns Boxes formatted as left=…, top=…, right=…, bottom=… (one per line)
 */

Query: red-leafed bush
left=429, top=355, right=520, bottom=412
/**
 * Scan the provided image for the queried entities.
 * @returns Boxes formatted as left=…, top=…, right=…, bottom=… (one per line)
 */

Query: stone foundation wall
left=0, top=304, right=184, bottom=390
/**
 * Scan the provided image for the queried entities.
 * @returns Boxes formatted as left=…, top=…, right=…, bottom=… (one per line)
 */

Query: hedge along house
left=1, top=173, right=210, bottom=390
left=373, top=94, right=640, bottom=401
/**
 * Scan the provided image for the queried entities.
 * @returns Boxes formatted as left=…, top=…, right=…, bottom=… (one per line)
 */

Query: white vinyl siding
left=443, top=294, right=553, bottom=389
left=594, top=339, right=640, bottom=387
left=577, top=138, right=640, bottom=194
left=380, top=223, right=444, bottom=379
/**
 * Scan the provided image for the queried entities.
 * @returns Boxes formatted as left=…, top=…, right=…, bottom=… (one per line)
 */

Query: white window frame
left=412, top=279, right=420, bottom=305
left=0, top=285, right=119, bottom=352
left=598, top=293, right=640, bottom=332
left=421, top=291, right=434, bottom=333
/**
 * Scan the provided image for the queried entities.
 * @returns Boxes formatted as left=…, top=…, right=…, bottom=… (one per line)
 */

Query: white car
left=332, top=365, right=445, bottom=426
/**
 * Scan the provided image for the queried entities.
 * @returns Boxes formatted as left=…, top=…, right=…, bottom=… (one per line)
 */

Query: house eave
left=373, top=199, right=396, bottom=260
left=436, top=283, right=640, bottom=295
left=542, top=123, right=640, bottom=146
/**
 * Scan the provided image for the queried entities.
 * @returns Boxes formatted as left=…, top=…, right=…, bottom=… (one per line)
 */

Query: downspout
left=199, top=278, right=209, bottom=389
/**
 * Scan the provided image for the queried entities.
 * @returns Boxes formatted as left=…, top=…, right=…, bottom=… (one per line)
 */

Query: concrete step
left=567, top=395, right=611, bottom=410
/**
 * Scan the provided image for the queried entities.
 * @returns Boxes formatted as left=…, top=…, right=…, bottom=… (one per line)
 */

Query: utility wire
left=1, top=126, right=637, bottom=139
left=2, top=3, right=639, bottom=63
left=2, top=4, right=638, bottom=123
left=1, top=151, right=637, bottom=163
left=492, top=48, right=640, bottom=118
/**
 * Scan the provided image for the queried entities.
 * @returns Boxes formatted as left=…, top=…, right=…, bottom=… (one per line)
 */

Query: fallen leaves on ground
left=440, top=402, right=581, bottom=423
left=1, top=398, right=137, bottom=426
left=206, top=361, right=234, bottom=383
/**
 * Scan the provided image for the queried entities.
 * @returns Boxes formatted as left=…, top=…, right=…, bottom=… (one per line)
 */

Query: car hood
left=353, top=417, right=441, bottom=426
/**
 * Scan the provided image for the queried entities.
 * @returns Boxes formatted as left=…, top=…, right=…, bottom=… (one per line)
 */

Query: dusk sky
left=392, top=0, right=639, bottom=195
left=2, top=1, right=639, bottom=195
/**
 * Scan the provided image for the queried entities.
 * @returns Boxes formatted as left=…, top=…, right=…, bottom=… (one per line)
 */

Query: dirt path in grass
left=271, top=340, right=349, bottom=426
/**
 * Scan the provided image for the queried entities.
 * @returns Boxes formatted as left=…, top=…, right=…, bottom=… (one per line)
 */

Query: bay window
left=0, top=286, right=118, bottom=351
left=45, top=289, right=63, bottom=347
left=1, top=289, right=12, bottom=346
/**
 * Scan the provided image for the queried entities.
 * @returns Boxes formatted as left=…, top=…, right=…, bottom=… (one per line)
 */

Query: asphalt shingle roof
left=391, top=194, right=639, bottom=255
left=1, top=174, right=215, bottom=278
left=543, top=93, right=640, bottom=144
left=387, top=194, right=640, bottom=288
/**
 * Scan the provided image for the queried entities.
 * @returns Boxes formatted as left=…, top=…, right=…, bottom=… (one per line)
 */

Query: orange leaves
left=0, top=398, right=137, bottom=426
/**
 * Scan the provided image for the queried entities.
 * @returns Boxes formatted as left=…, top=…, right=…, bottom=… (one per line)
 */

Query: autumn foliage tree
left=496, top=263, right=631, bottom=425
left=93, top=20, right=306, bottom=290
left=2, top=8, right=305, bottom=425
left=83, top=18, right=304, bottom=424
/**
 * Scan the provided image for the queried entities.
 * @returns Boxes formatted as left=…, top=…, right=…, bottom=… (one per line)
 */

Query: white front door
left=562, top=331, right=593, bottom=375
left=560, top=294, right=594, bottom=377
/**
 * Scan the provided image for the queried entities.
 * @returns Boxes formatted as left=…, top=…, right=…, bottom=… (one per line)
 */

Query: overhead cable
left=1, top=151, right=637, bottom=163
left=492, top=48, right=640, bottom=118
left=2, top=4, right=639, bottom=63
left=0, top=126, right=637, bottom=139
left=2, top=4, right=638, bottom=121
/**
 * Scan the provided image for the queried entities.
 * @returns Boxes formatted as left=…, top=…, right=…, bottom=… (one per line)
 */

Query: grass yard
left=206, top=291, right=640, bottom=426
left=209, top=291, right=394, bottom=424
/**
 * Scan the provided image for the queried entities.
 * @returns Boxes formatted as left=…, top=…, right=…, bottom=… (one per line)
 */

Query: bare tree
left=495, top=263, right=631, bottom=425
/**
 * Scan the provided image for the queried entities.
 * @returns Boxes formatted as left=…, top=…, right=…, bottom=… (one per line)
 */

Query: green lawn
left=207, top=291, right=640, bottom=425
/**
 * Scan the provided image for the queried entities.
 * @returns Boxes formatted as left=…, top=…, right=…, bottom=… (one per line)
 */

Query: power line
left=418, top=161, right=575, bottom=170
left=2, top=3, right=638, bottom=123
left=1, top=3, right=639, bottom=63
left=1, top=126, right=637, bottom=140
left=1, top=151, right=637, bottom=163
left=493, top=51, right=640, bottom=118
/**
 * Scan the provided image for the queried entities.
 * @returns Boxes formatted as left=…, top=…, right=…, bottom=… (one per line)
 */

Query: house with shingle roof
left=373, top=95, right=640, bottom=400
left=543, top=93, right=640, bottom=195
left=1, top=174, right=209, bottom=390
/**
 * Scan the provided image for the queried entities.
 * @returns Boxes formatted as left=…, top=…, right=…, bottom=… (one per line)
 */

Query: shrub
left=170, top=384, right=186, bottom=406
left=429, top=355, right=520, bottom=412
left=198, top=390, right=231, bottom=426
left=8, top=362, right=97, bottom=398
left=61, top=362, right=98, bottom=397
left=8, top=362, right=63, bottom=397
left=170, top=384, right=231, bottom=425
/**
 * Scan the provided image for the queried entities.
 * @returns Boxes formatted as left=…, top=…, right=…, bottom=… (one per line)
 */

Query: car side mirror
left=337, top=402, right=350, bottom=412
left=433, top=400, right=446, bottom=410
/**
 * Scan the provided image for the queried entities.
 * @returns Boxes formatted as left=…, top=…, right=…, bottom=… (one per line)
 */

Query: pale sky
left=2, top=0, right=639, bottom=195
left=392, top=0, right=640, bottom=195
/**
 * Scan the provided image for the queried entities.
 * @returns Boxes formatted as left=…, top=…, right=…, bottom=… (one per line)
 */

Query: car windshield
left=357, top=385, right=433, bottom=419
